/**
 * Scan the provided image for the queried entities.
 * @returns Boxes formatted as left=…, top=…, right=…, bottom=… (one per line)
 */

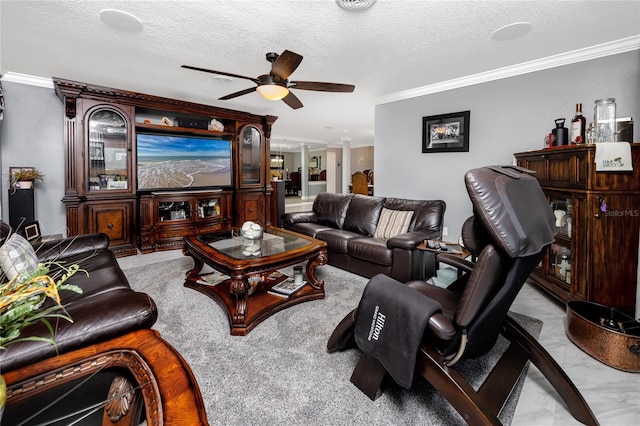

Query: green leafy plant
left=0, top=261, right=84, bottom=350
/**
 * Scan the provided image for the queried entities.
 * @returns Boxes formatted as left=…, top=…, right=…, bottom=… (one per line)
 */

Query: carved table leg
left=184, top=253, right=204, bottom=279
left=306, top=247, right=328, bottom=290
left=230, top=276, right=248, bottom=325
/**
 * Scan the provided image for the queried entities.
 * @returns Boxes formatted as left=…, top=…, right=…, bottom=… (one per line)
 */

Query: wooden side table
left=414, top=240, right=470, bottom=282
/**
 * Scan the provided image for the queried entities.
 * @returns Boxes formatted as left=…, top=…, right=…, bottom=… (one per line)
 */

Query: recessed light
left=491, top=22, right=532, bottom=42
left=336, top=0, right=377, bottom=11
left=100, top=9, right=143, bottom=32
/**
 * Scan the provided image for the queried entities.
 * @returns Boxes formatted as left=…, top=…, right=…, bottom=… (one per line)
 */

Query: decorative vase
left=17, top=180, right=33, bottom=189
left=240, top=221, right=263, bottom=256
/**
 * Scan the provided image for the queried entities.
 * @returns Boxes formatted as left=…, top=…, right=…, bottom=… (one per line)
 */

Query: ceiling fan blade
left=219, top=86, right=257, bottom=100
left=290, top=81, right=355, bottom=92
left=181, top=65, right=259, bottom=84
left=282, top=91, right=303, bottom=109
left=271, top=50, right=303, bottom=81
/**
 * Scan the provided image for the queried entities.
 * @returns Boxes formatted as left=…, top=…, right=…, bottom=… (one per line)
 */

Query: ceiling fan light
left=257, top=84, right=289, bottom=101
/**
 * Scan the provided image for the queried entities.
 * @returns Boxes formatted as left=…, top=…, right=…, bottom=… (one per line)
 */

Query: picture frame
left=23, top=221, right=41, bottom=242
left=89, top=141, right=104, bottom=161
left=422, top=111, right=470, bottom=153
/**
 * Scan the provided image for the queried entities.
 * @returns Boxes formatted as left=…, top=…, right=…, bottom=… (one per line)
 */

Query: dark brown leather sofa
left=0, top=220, right=157, bottom=372
left=282, top=192, right=446, bottom=282
left=1, top=220, right=209, bottom=425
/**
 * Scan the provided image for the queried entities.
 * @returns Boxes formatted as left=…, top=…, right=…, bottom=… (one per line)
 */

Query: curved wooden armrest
left=4, top=329, right=209, bottom=426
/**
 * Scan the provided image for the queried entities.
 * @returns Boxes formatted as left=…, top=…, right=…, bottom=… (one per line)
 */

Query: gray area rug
left=123, top=257, right=542, bottom=425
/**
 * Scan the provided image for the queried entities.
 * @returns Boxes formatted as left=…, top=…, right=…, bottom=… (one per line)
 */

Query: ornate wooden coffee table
left=182, top=226, right=328, bottom=335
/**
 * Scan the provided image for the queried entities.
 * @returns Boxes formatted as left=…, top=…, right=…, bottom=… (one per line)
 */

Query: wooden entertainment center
left=54, top=78, right=277, bottom=256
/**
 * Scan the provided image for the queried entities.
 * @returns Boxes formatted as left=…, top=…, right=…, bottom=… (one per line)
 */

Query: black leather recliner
left=327, top=166, right=599, bottom=425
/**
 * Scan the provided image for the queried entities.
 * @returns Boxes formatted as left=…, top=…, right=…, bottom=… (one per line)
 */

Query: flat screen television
left=136, top=133, right=233, bottom=191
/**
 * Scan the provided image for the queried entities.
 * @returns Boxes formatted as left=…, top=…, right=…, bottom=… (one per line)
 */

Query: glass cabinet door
left=548, top=196, right=572, bottom=286
left=550, top=197, right=572, bottom=238
left=157, top=201, right=191, bottom=222
left=549, top=244, right=572, bottom=284
left=240, top=125, right=262, bottom=186
left=197, top=198, right=221, bottom=219
left=87, top=108, right=130, bottom=192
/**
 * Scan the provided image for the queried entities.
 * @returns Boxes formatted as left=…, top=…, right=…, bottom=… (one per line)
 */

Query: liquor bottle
left=552, top=118, right=568, bottom=146
left=570, top=103, right=586, bottom=144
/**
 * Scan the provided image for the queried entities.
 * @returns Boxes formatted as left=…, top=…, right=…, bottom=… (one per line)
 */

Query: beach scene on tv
left=137, top=134, right=232, bottom=190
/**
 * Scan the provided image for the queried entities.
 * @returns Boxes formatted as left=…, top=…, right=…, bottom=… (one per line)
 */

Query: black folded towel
left=354, top=274, right=442, bottom=389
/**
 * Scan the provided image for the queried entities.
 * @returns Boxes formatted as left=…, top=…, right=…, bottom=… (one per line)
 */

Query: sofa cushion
left=315, top=229, right=364, bottom=254
left=52, top=249, right=134, bottom=306
left=0, top=288, right=157, bottom=372
left=343, top=195, right=385, bottom=237
left=348, top=238, right=393, bottom=266
left=313, top=192, right=353, bottom=229
left=384, top=198, right=446, bottom=234
left=0, top=233, right=39, bottom=280
left=35, top=233, right=110, bottom=262
left=285, top=222, right=334, bottom=239
left=374, top=208, right=414, bottom=239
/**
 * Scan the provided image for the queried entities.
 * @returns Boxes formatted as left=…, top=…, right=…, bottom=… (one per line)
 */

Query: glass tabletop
left=196, top=227, right=312, bottom=260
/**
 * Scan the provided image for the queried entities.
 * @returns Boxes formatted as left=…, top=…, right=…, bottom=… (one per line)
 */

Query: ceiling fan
left=181, top=50, right=355, bottom=110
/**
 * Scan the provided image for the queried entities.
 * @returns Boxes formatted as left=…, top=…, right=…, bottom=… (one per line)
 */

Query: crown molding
left=0, top=72, right=54, bottom=88
left=376, top=35, right=640, bottom=105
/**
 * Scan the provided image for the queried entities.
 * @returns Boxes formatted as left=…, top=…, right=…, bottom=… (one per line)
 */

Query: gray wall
left=1, top=50, right=638, bottom=240
left=0, top=82, right=67, bottom=236
left=375, top=50, right=639, bottom=241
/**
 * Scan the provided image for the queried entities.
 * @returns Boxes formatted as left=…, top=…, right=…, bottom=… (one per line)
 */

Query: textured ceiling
left=1, top=0, right=639, bottom=151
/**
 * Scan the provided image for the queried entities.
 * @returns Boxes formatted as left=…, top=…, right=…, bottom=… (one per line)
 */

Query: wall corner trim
left=1, top=72, right=54, bottom=89
left=375, top=35, right=640, bottom=106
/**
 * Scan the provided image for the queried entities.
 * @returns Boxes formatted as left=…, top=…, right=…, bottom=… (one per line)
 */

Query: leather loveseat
left=0, top=220, right=209, bottom=425
left=282, top=192, right=446, bottom=282
left=0, top=220, right=157, bottom=372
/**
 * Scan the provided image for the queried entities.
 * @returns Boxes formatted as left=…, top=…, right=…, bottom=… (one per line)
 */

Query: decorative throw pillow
left=0, top=233, right=39, bottom=280
left=374, top=208, right=414, bottom=239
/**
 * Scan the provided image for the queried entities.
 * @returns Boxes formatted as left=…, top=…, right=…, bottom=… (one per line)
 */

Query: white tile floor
left=118, top=250, right=640, bottom=425
left=509, top=284, right=640, bottom=425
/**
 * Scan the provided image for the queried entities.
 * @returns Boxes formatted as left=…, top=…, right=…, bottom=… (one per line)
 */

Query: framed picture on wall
left=422, top=111, right=470, bottom=153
